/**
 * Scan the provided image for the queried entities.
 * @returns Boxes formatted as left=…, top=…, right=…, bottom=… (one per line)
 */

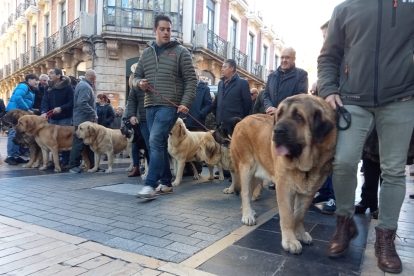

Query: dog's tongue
left=275, top=145, right=289, bottom=156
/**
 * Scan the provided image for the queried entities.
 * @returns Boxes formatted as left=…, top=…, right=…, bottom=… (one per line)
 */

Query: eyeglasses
left=281, top=56, right=292, bottom=60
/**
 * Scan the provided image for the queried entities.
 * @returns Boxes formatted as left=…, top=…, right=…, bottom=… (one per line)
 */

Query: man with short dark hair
left=5, top=74, right=38, bottom=165
left=33, top=74, right=49, bottom=111
left=212, top=59, right=251, bottom=127
left=132, top=14, right=197, bottom=198
left=41, top=68, right=74, bottom=169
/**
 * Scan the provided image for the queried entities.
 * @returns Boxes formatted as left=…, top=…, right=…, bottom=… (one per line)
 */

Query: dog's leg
left=39, top=149, right=49, bottom=171
left=240, top=167, right=257, bottom=226
left=276, top=182, right=302, bottom=254
left=293, top=193, right=314, bottom=245
left=106, top=151, right=114, bottom=173
left=81, top=147, right=91, bottom=170
left=208, top=164, right=214, bottom=180
left=172, top=158, right=177, bottom=177
left=251, top=181, right=263, bottom=202
left=172, top=159, right=185, bottom=186
left=125, top=143, right=133, bottom=172
left=223, top=169, right=235, bottom=194
left=141, top=157, right=149, bottom=180
left=218, top=164, right=225, bottom=181
left=190, top=162, right=199, bottom=180
left=32, top=147, right=43, bottom=168
left=51, top=148, right=61, bottom=172
left=23, top=144, right=37, bottom=168
left=88, top=153, right=101, bottom=172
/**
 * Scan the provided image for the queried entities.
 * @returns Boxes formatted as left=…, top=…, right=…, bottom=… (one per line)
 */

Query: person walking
left=96, top=94, right=115, bottom=129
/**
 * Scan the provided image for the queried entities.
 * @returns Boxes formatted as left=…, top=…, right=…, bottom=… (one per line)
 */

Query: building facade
left=0, top=0, right=282, bottom=106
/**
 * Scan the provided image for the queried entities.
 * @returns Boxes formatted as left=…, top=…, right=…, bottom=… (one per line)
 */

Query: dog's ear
left=313, top=109, right=334, bottom=143
left=88, top=125, right=96, bottom=137
left=180, top=124, right=186, bottom=137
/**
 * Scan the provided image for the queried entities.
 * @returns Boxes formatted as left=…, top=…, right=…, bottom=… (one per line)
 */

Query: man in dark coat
left=33, top=74, right=49, bottom=111
left=212, top=59, right=251, bottom=127
left=264, top=47, right=308, bottom=115
left=253, top=89, right=266, bottom=114
left=41, top=68, right=74, bottom=168
left=0, top=98, right=5, bottom=118
left=249, top=88, right=258, bottom=114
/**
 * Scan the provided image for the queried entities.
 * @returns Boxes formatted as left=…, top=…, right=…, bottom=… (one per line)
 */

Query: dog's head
left=212, top=117, right=242, bottom=148
left=16, top=115, right=38, bottom=133
left=76, top=122, right=98, bottom=144
left=273, top=94, right=336, bottom=170
left=195, top=131, right=221, bottom=164
left=2, top=109, right=31, bottom=127
left=170, top=118, right=187, bottom=141
left=12, top=131, right=30, bottom=148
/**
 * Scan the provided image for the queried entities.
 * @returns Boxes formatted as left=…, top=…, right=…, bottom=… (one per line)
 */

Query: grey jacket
left=132, top=40, right=197, bottom=108
left=127, top=86, right=146, bottom=122
left=318, top=0, right=414, bottom=106
left=253, top=89, right=266, bottom=114
left=73, top=78, right=96, bottom=126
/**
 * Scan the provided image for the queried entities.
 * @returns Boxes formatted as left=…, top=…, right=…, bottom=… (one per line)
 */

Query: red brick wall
left=51, top=0, right=58, bottom=34
left=68, top=0, right=75, bottom=23
left=256, top=30, right=261, bottom=63
left=195, top=0, right=203, bottom=24
left=89, top=0, right=95, bottom=14
left=269, top=44, right=274, bottom=70
left=219, top=0, right=229, bottom=40
left=239, top=16, right=247, bottom=54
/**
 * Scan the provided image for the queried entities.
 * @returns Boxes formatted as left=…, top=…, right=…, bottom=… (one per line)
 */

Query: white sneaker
left=156, top=184, right=173, bottom=195
left=137, top=186, right=156, bottom=199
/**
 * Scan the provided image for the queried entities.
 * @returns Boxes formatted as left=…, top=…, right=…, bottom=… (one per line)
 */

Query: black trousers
left=69, top=126, right=95, bottom=169
left=359, top=157, right=383, bottom=208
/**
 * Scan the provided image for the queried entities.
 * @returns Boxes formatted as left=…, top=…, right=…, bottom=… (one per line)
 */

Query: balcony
left=34, top=42, right=43, bottom=60
left=46, top=31, right=59, bottom=54
left=23, top=50, right=31, bottom=67
left=5, top=64, right=11, bottom=76
left=232, top=47, right=248, bottom=71
left=24, top=0, right=38, bottom=20
left=207, top=30, right=228, bottom=59
left=0, top=23, right=7, bottom=36
left=251, top=59, right=263, bottom=79
left=63, top=18, right=80, bottom=44
left=0, top=69, right=3, bottom=79
left=15, top=3, right=28, bottom=27
left=12, top=59, right=20, bottom=72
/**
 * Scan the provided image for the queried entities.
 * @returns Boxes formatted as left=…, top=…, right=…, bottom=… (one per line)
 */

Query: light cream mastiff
left=75, top=122, right=133, bottom=173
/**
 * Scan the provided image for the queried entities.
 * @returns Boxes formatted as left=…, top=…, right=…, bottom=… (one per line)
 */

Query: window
left=248, top=34, right=254, bottom=58
left=263, top=46, right=268, bottom=65
left=33, top=26, right=37, bottom=46
left=206, top=0, right=215, bottom=32
left=230, top=18, right=237, bottom=46
left=61, top=2, right=66, bottom=27
left=275, top=55, right=279, bottom=69
left=22, top=34, right=26, bottom=53
left=80, top=0, right=86, bottom=11
left=45, top=15, right=50, bottom=37
left=14, top=41, right=17, bottom=59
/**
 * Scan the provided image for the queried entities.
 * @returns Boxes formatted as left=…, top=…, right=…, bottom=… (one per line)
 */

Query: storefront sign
left=104, top=93, right=119, bottom=107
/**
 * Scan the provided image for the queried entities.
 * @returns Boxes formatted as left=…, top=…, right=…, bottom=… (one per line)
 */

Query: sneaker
left=156, top=184, right=173, bottom=195
left=321, top=198, right=336, bottom=215
left=16, top=157, right=29, bottom=164
left=312, top=192, right=330, bottom=204
left=70, top=167, right=81, bottom=173
left=5, top=157, right=18, bottom=165
left=137, top=186, right=156, bottom=199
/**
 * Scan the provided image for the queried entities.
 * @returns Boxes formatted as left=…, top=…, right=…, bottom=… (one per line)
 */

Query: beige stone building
left=0, top=0, right=282, bottom=107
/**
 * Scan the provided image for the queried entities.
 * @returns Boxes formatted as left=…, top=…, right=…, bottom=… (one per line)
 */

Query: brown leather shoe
left=128, top=167, right=141, bottom=177
left=327, top=215, right=359, bottom=257
left=375, top=227, right=402, bottom=273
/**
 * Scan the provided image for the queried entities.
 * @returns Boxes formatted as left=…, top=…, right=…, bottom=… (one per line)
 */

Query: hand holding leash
left=139, top=79, right=149, bottom=90
left=325, top=94, right=343, bottom=110
left=177, top=105, right=189, bottom=114
left=130, top=116, right=139, bottom=125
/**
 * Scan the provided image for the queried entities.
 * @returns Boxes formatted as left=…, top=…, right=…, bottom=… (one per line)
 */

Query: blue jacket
left=212, top=73, right=251, bottom=126
left=264, top=66, right=308, bottom=111
left=6, top=83, right=35, bottom=111
left=41, top=76, right=74, bottom=120
left=183, top=81, right=213, bottom=128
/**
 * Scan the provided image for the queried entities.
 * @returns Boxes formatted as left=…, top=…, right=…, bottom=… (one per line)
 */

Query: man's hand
left=325, top=94, right=343, bottom=110
left=177, top=105, right=189, bottom=114
left=53, top=107, right=62, bottom=114
left=266, top=107, right=277, bottom=116
left=130, top=116, right=139, bottom=125
left=139, top=79, right=149, bottom=90
left=94, top=116, right=98, bottom=122
left=40, top=113, right=47, bottom=118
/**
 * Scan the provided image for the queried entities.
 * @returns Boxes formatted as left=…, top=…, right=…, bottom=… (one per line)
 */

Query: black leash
left=335, top=103, right=352, bottom=131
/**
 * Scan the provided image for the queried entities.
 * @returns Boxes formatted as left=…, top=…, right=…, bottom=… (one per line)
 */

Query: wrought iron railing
left=6, top=64, right=11, bottom=76
left=0, top=69, right=3, bottom=79
left=12, top=58, right=20, bottom=71
left=207, top=30, right=228, bottom=59
left=1, top=23, right=7, bottom=35
left=232, top=47, right=248, bottom=71
left=64, top=18, right=80, bottom=44
left=23, top=50, right=30, bottom=66
left=15, top=3, right=26, bottom=18
left=8, top=13, right=15, bottom=28
left=47, top=31, right=59, bottom=53
left=25, top=0, right=36, bottom=7
left=251, top=59, right=263, bottom=79
left=34, top=42, right=43, bottom=60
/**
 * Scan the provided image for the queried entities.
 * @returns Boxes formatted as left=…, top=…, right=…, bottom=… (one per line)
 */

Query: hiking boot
left=328, top=216, right=359, bottom=257
left=375, top=227, right=402, bottom=273
left=156, top=184, right=173, bottom=195
left=313, top=192, right=330, bottom=204
left=137, top=186, right=156, bottom=199
left=322, top=198, right=336, bottom=215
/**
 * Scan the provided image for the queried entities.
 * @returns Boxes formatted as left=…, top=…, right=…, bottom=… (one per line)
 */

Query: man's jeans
left=69, top=126, right=95, bottom=169
left=333, top=98, right=414, bottom=230
left=7, top=128, right=20, bottom=158
left=50, top=118, right=72, bottom=165
left=140, top=121, right=151, bottom=157
left=145, top=107, right=179, bottom=188
left=317, top=174, right=335, bottom=199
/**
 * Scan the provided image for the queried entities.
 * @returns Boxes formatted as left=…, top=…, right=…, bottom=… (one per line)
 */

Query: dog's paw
left=208, top=176, right=214, bottom=180
left=193, top=175, right=200, bottom=180
left=54, top=167, right=61, bottom=173
left=105, top=169, right=113, bottom=174
left=297, top=232, right=312, bottom=245
left=251, top=195, right=260, bottom=202
left=32, top=162, right=40, bottom=168
left=125, top=167, right=133, bottom=172
left=172, top=180, right=181, bottom=186
left=39, top=166, right=47, bottom=171
left=219, top=176, right=225, bottom=181
left=282, top=238, right=302, bottom=254
left=241, top=211, right=257, bottom=226
left=223, top=187, right=234, bottom=194
left=22, top=164, right=31, bottom=168
left=141, top=174, right=147, bottom=181
left=87, top=169, right=97, bottom=173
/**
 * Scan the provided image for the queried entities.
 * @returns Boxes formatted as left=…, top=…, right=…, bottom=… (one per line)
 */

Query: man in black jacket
left=318, top=1, right=414, bottom=272
left=33, top=74, right=49, bottom=111
left=41, top=68, right=74, bottom=169
left=0, top=98, right=5, bottom=118
left=264, top=47, right=308, bottom=115
left=212, top=59, right=251, bottom=127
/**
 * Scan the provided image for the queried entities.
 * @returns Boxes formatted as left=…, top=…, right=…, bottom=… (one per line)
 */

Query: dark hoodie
left=41, top=76, right=74, bottom=120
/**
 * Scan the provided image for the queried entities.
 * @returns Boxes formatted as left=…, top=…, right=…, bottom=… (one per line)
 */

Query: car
left=208, top=85, right=218, bottom=96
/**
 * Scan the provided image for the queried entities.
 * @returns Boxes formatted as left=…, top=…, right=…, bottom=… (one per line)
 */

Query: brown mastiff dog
left=1, top=110, right=42, bottom=168
left=16, top=115, right=90, bottom=172
left=231, top=94, right=337, bottom=254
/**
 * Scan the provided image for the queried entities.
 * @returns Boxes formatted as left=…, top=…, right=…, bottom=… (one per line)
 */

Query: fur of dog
left=15, top=115, right=91, bottom=172
left=2, top=110, right=43, bottom=168
left=229, top=94, right=337, bottom=254
left=212, top=117, right=242, bottom=148
left=75, top=122, right=132, bottom=173
left=168, top=118, right=214, bottom=186
left=121, top=123, right=149, bottom=179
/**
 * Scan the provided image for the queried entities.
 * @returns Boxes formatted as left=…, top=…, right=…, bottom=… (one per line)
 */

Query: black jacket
left=212, top=73, right=251, bottom=126
left=264, top=66, right=308, bottom=111
left=0, top=98, right=5, bottom=118
left=97, top=103, right=115, bottom=129
left=127, top=86, right=147, bottom=122
left=33, top=85, right=46, bottom=110
left=41, top=76, right=74, bottom=120
left=183, top=81, right=213, bottom=128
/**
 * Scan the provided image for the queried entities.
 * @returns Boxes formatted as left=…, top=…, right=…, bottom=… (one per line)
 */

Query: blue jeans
left=7, top=128, right=20, bottom=158
left=145, top=106, right=179, bottom=188
left=49, top=118, right=72, bottom=164
left=140, top=121, right=151, bottom=157
left=131, top=143, right=139, bottom=167
left=318, top=173, right=335, bottom=199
